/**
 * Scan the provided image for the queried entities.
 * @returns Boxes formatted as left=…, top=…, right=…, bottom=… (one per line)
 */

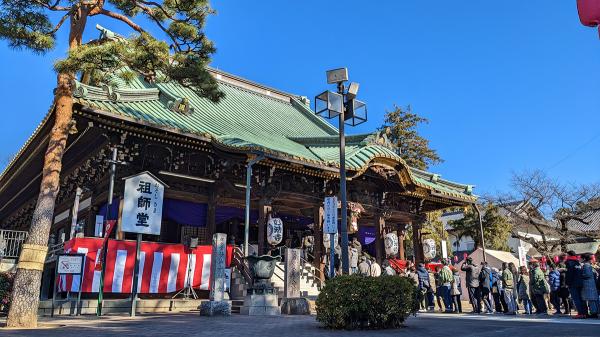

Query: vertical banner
left=518, top=246, right=527, bottom=267
left=441, top=240, right=448, bottom=259
left=323, top=196, right=338, bottom=234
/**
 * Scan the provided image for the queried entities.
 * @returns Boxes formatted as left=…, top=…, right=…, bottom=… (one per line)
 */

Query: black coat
left=565, top=259, right=583, bottom=288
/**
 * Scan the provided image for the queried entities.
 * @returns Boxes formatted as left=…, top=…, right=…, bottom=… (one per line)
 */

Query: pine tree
left=381, top=105, right=443, bottom=170
left=449, top=204, right=512, bottom=252
left=0, top=0, right=222, bottom=328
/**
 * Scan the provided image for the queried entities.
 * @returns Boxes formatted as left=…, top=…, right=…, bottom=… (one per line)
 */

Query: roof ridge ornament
left=101, top=84, right=121, bottom=101
left=168, top=97, right=194, bottom=115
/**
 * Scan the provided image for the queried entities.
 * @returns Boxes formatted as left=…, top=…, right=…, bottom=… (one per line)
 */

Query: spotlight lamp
left=314, top=90, right=344, bottom=119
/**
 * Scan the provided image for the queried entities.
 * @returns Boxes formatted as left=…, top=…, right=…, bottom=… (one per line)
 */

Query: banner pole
left=130, top=233, right=142, bottom=317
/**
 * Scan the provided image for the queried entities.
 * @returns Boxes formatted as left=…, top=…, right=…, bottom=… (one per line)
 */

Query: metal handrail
left=231, top=246, right=253, bottom=285
left=275, top=245, right=325, bottom=287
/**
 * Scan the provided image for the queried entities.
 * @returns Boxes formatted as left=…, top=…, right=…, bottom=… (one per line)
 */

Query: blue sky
left=1, top=0, right=599, bottom=195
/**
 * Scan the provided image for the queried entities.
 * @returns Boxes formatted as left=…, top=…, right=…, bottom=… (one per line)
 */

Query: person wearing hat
left=461, top=256, right=481, bottom=313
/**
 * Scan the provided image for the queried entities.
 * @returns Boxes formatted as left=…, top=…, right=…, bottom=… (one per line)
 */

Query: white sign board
left=94, top=215, right=104, bottom=237
left=324, top=196, right=338, bottom=234
left=57, top=254, right=84, bottom=274
left=224, top=268, right=231, bottom=292
left=122, top=172, right=165, bottom=235
left=518, top=246, right=527, bottom=267
left=441, top=240, right=448, bottom=259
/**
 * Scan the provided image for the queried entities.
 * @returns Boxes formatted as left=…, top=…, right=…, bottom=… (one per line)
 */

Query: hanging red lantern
left=577, top=0, right=600, bottom=37
left=592, top=255, right=597, bottom=263
left=553, top=255, right=560, bottom=264
left=463, top=253, right=468, bottom=260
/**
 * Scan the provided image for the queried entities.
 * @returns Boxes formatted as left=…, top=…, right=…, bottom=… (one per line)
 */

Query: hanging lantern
left=423, top=239, right=436, bottom=260
left=384, top=232, right=399, bottom=256
left=348, top=202, right=364, bottom=234
left=577, top=0, right=600, bottom=37
left=267, top=216, right=283, bottom=246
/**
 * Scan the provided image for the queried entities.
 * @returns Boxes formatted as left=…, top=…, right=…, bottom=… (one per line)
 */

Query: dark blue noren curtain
left=163, top=198, right=207, bottom=227
left=98, top=197, right=121, bottom=221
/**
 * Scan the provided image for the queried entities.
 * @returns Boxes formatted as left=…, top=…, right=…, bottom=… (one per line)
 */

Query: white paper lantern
left=267, top=217, right=283, bottom=245
left=384, top=232, right=399, bottom=256
left=423, top=238, right=436, bottom=260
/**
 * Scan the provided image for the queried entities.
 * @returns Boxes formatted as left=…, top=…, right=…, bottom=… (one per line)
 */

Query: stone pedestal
left=199, top=301, right=231, bottom=316
left=240, top=294, right=280, bottom=316
left=280, top=297, right=310, bottom=315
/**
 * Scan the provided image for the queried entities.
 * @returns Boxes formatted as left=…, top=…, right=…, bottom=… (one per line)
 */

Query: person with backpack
left=479, top=261, right=494, bottom=314
left=416, top=263, right=434, bottom=311
left=548, top=264, right=562, bottom=315
left=581, top=253, right=599, bottom=318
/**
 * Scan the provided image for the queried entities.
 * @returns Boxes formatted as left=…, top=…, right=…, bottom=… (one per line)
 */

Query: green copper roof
left=72, top=71, right=476, bottom=202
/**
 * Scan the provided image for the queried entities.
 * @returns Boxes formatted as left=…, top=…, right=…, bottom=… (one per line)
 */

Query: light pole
left=314, top=68, right=367, bottom=275
left=473, top=203, right=487, bottom=263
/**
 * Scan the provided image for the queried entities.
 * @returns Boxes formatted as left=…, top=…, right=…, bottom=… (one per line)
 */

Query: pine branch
left=32, top=0, right=71, bottom=11
left=97, top=9, right=144, bottom=33
left=49, top=11, right=70, bottom=34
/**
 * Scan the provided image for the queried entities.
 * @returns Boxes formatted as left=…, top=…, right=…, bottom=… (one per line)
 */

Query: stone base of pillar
left=199, top=300, right=231, bottom=316
left=280, top=297, right=310, bottom=315
left=240, top=294, right=281, bottom=316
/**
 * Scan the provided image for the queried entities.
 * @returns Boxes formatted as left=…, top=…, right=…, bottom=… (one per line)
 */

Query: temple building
left=0, top=64, right=476, bottom=299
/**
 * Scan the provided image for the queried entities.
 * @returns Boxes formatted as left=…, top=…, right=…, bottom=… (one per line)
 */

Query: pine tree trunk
left=6, top=8, right=87, bottom=328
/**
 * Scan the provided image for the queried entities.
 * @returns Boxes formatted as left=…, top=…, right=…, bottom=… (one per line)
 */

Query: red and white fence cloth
left=60, top=238, right=232, bottom=294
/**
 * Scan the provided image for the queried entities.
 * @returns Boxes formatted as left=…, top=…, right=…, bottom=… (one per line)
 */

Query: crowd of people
left=408, top=250, right=600, bottom=319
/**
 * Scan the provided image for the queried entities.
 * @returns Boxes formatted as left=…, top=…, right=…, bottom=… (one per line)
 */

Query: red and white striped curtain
left=59, top=238, right=232, bottom=294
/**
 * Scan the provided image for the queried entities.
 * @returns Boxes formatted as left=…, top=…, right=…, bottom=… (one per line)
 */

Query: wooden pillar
left=313, top=205, right=324, bottom=278
left=257, top=198, right=272, bottom=255
left=375, top=215, right=385, bottom=264
left=206, top=188, right=217, bottom=237
left=412, top=220, right=425, bottom=264
left=116, top=199, right=125, bottom=240
left=398, top=224, right=407, bottom=260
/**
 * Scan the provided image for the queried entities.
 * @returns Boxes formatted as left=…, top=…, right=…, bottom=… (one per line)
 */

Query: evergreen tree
left=450, top=204, right=512, bottom=252
left=0, top=0, right=222, bottom=328
left=381, top=105, right=443, bottom=170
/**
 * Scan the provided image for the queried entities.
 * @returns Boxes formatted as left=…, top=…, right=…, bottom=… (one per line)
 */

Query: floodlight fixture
left=326, top=68, right=348, bottom=84
left=315, top=90, right=344, bottom=119
left=344, top=99, right=367, bottom=126
left=346, top=82, right=359, bottom=100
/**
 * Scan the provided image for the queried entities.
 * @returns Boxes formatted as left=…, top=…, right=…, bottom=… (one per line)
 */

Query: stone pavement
left=1, top=312, right=599, bottom=337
